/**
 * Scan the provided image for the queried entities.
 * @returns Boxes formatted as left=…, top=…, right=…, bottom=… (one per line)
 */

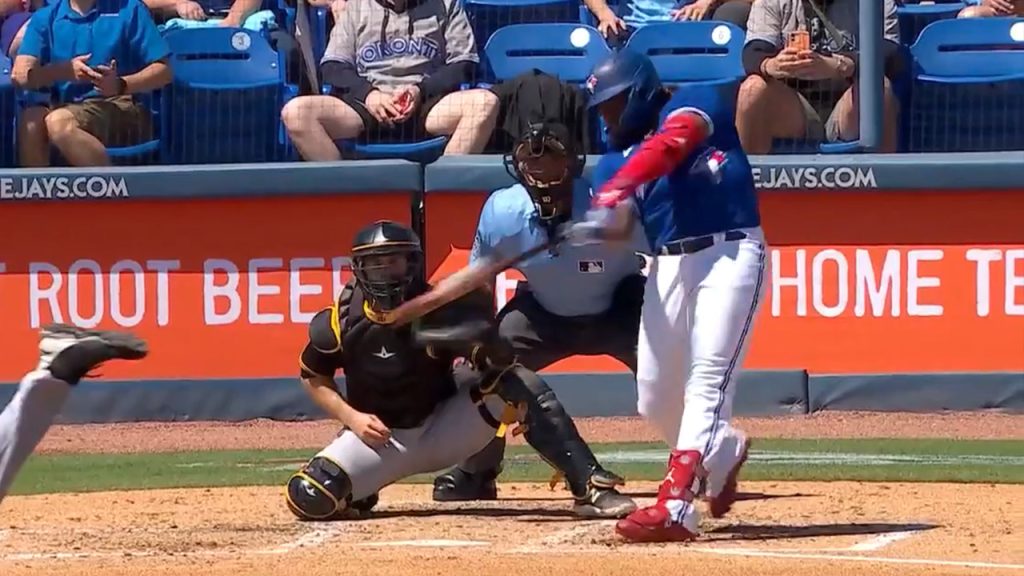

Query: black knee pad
left=286, top=456, right=353, bottom=520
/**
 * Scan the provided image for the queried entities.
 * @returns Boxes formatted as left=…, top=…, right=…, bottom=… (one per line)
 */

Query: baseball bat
left=389, top=230, right=568, bottom=327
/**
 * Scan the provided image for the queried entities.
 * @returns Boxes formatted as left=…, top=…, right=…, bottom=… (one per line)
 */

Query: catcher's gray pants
left=0, top=370, right=71, bottom=503
left=316, top=379, right=509, bottom=502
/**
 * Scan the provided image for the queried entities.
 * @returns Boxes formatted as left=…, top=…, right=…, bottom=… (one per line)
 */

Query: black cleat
left=38, top=324, right=148, bottom=384
left=432, top=467, right=499, bottom=502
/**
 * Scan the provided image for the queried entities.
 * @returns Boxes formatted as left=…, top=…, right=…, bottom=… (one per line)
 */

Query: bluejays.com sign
left=0, top=176, right=129, bottom=200
left=753, top=166, right=878, bottom=189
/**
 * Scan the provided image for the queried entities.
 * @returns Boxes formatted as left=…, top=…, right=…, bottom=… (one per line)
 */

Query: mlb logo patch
left=585, top=74, right=598, bottom=95
left=579, top=260, right=605, bottom=273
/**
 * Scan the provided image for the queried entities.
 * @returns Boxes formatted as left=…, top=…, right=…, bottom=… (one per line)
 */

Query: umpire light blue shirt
left=472, top=180, right=650, bottom=317
left=19, top=0, right=170, bottom=104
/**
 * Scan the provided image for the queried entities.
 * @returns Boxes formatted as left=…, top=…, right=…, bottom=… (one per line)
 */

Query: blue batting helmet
left=586, top=49, right=668, bottom=150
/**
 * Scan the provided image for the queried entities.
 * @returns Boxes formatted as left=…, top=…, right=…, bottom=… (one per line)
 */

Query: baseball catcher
left=286, top=220, right=636, bottom=520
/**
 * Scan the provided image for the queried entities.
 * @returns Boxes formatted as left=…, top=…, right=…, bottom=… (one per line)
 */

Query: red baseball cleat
left=615, top=503, right=699, bottom=543
left=705, top=433, right=751, bottom=519
left=615, top=449, right=704, bottom=543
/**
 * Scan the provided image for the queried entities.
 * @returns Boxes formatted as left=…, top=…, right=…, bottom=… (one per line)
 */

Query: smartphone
left=787, top=30, right=810, bottom=52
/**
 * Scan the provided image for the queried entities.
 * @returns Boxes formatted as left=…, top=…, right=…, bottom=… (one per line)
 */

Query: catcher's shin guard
left=286, top=456, right=353, bottom=520
left=494, top=366, right=637, bottom=518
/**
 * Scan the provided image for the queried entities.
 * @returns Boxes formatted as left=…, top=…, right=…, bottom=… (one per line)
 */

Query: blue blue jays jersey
left=593, top=84, right=761, bottom=251
left=472, top=179, right=650, bottom=317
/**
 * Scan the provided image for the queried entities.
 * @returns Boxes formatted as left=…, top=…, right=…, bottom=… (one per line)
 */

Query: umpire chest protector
left=339, top=286, right=456, bottom=429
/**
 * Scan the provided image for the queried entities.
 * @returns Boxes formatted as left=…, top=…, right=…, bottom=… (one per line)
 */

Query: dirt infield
left=1, top=482, right=1021, bottom=576
left=3, top=412, right=1022, bottom=575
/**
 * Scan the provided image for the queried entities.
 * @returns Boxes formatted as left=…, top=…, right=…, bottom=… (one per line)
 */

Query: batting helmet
left=586, top=49, right=670, bottom=151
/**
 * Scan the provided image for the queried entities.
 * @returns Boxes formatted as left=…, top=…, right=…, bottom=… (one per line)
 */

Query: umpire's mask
left=504, top=123, right=584, bottom=222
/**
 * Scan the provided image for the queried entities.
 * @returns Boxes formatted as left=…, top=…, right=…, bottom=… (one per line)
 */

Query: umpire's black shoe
left=38, top=324, right=149, bottom=384
left=432, top=467, right=499, bottom=502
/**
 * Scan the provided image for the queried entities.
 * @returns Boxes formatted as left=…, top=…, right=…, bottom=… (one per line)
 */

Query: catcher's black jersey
left=299, top=281, right=494, bottom=429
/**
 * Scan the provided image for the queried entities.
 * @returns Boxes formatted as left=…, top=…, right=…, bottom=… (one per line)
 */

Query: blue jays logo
left=692, top=147, right=728, bottom=184
left=585, top=74, right=598, bottom=95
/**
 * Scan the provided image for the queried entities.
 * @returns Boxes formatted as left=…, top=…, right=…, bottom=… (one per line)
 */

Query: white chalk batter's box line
left=175, top=450, right=1024, bottom=473
left=6, top=522, right=1024, bottom=571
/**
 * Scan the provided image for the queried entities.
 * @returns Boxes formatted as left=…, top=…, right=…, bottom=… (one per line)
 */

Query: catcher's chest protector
left=340, top=287, right=457, bottom=429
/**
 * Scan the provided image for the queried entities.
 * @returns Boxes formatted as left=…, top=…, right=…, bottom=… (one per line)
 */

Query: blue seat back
left=163, top=28, right=287, bottom=164
left=466, top=0, right=579, bottom=58
left=907, top=19, right=1024, bottom=152
left=624, top=22, right=745, bottom=84
left=166, top=27, right=283, bottom=87
left=911, top=18, right=1024, bottom=79
left=484, top=23, right=611, bottom=84
left=896, top=3, right=964, bottom=45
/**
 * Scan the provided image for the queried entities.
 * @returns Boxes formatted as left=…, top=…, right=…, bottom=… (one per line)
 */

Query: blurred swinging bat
left=389, top=230, right=568, bottom=327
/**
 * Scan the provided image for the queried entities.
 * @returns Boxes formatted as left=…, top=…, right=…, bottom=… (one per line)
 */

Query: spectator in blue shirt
left=584, top=0, right=753, bottom=43
left=11, top=0, right=172, bottom=167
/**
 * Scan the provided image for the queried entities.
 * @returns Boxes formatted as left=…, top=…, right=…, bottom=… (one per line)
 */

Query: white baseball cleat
left=702, top=428, right=751, bottom=519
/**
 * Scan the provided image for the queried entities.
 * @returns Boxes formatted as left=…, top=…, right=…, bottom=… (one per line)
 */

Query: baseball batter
left=432, top=123, right=650, bottom=509
left=287, top=220, right=636, bottom=520
left=0, top=325, right=148, bottom=504
left=583, top=50, right=767, bottom=542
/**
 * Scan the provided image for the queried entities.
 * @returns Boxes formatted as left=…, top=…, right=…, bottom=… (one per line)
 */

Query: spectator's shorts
left=337, top=93, right=445, bottom=144
left=793, top=82, right=850, bottom=143
left=59, top=96, right=154, bottom=147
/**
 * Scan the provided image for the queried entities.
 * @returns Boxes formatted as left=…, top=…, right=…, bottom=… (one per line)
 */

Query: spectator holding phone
left=959, top=0, right=1024, bottom=18
left=11, top=0, right=172, bottom=166
left=735, top=0, right=901, bottom=153
left=281, top=0, right=498, bottom=161
left=583, top=0, right=753, bottom=43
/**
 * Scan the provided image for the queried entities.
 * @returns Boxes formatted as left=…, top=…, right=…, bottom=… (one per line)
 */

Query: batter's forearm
left=601, top=112, right=709, bottom=194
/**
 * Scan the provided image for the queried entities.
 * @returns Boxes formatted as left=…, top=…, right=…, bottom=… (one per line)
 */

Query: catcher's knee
left=285, top=456, right=353, bottom=520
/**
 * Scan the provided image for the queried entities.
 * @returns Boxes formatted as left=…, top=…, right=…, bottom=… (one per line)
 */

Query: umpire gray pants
left=316, top=375, right=509, bottom=501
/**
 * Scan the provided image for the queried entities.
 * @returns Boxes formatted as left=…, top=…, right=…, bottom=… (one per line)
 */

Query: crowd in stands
left=0, top=0, right=1021, bottom=167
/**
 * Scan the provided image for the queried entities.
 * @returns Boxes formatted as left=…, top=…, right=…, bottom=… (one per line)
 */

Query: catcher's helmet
left=586, top=49, right=669, bottom=151
left=503, top=122, right=584, bottom=221
left=351, top=220, right=423, bottom=312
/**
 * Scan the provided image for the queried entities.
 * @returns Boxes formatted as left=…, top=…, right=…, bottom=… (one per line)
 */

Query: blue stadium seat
left=484, top=23, right=611, bottom=83
left=907, top=18, right=1024, bottom=152
left=465, top=0, right=580, bottom=78
left=896, top=2, right=964, bottom=45
left=624, top=22, right=745, bottom=86
left=162, top=27, right=291, bottom=164
left=0, top=55, right=16, bottom=168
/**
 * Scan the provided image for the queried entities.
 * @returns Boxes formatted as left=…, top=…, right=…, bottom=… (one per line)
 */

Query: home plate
left=358, top=539, right=490, bottom=548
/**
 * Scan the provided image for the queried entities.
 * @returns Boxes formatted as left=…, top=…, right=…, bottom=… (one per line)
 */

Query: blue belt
left=659, top=230, right=749, bottom=256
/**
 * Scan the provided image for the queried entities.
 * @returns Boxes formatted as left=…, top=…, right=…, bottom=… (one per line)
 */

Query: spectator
left=147, top=0, right=276, bottom=31
left=11, top=0, right=172, bottom=167
left=735, top=0, right=901, bottom=153
left=959, top=0, right=1024, bottom=18
left=583, top=0, right=753, bottom=42
left=1, top=0, right=41, bottom=58
left=281, top=0, right=498, bottom=161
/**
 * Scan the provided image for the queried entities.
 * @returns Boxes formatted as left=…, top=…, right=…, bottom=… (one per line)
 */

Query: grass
left=10, top=438, right=1024, bottom=496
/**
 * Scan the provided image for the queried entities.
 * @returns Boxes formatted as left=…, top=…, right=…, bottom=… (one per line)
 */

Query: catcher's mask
left=351, top=220, right=423, bottom=313
left=504, top=123, right=584, bottom=221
